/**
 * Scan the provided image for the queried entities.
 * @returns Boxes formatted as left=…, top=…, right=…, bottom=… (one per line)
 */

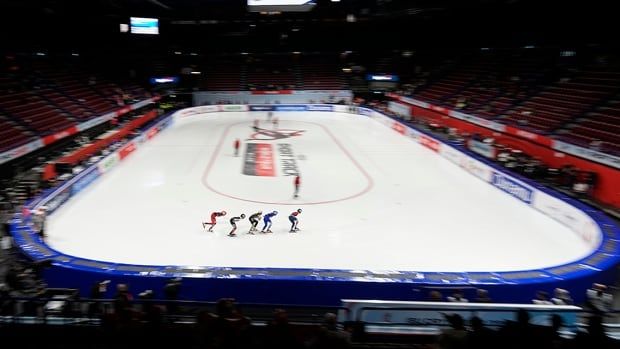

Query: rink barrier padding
left=9, top=104, right=620, bottom=306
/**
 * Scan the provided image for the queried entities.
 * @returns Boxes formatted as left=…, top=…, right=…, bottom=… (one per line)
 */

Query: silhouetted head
left=444, top=314, right=465, bottom=330
left=517, top=309, right=530, bottom=325
left=471, top=316, right=484, bottom=331
left=551, top=314, right=563, bottom=332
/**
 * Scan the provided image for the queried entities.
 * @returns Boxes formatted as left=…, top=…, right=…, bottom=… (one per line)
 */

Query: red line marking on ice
left=202, top=119, right=374, bottom=205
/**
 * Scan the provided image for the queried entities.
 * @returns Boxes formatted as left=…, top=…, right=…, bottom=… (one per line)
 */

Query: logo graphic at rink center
left=243, top=125, right=305, bottom=177
left=247, top=128, right=306, bottom=141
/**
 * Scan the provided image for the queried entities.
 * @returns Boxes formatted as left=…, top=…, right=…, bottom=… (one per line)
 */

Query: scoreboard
left=247, top=0, right=316, bottom=12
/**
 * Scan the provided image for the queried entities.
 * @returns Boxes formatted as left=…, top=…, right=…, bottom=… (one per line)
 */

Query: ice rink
left=45, top=111, right=593, bottom=272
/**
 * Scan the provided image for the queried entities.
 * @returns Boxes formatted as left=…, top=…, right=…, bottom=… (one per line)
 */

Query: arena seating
left=246, top=55, right=298, bottom=90
left=199, top=54, right=346, bottom=91
left=0, top=54, right=149, bottom=153
left=299, top=56, right=347, bottom=90
left=201, top=57, right=244, bottom=91
left=558, top=91, right=620, bottom=154
left=398, top=48, right=620, bottom=154
left=0, top=114, right=35, bottom=152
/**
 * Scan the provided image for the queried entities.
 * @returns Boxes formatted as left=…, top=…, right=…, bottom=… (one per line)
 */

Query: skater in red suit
left=234, top=139, right=240, bottom=157
left=203, top=211, right=226, bottom=232
left=289, top=209, right=302, bottom=232
left=293, top=175, right=301, bottom=198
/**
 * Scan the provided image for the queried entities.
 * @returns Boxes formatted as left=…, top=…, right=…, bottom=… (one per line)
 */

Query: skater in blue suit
left=261, top=211, right=278, bottom=233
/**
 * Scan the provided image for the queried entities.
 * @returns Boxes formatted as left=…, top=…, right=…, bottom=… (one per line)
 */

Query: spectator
left=467, top=316, right=496, bottom=349
left=533, top=291, right=553, bottom=305
left=572, top=171, right=591, bottom=196
left=544, top=314, right=570, bottom=349
left=438, top=313, right=467, bottom=349
left=164, top=278, right=182, bottom=317
left=138, top=289, right=162, bottom=327
left=263, top=308, right=301, bottom=349
left=585, top=283, right=613, bottom=316
left=551, top=288, right=573, bottom=305
left=474, top=289, right=492, bottom=303
left=585, top=171, right=598, bottom=195
left=209, top=298, right=252, bottom=348
left=113, top=283, right=134, bottom=323
left=447, top=289, right=468, bottom=303
left=573, top=315, right=618, bottom=349
left=307, top=312, right=351, bottom=348
left=559, top=165, right=578, bottom=188
left=31, top=206, right=47, bottom=238
left=498, top=309, right=543, bottom=349
left=88, top=280, right=109, bottom=317
left=428, top=290, right=443, bottom=302
left=589, top=138, right=603, bottom=151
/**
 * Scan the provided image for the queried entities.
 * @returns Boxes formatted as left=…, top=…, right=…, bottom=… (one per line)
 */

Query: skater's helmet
left=272, top=211, right=278, bottom=215
left=297, top=208, right=302, bottom=213
left=240, top=214, right=246, bottom=219
left=257, top=211, right=262, bottom=215
left=221, top=211, right=227, bottom=215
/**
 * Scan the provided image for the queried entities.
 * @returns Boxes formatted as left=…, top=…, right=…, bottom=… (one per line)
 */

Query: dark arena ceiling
left=0, top=0, right=616, bottom=53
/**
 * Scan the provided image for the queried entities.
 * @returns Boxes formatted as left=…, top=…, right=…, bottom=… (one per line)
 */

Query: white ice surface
left=45, top=111, right=593, bottom=272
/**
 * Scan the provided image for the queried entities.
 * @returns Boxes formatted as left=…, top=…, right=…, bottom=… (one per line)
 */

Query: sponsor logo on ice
left=243, top=143, right=275, bottom=176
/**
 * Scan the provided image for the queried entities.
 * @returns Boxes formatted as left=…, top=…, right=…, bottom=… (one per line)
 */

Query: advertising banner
left=43, top=187, right=72, bottom=214
left=116, top=106, right=132, bottom=116
left=533, top=191, right=601, bottom=248
left=0, top=139, right=44, bottom=165
left=339, top=300, right=579, bottom=330
left=42, top=126, right=79, bottom=146
left=388, top=101, right=412, bottom=118
left=146, top=127, right=159, bottom=139
left=552, top=140, right=620, bottom=170
left=440, top=145, right=463, bottom=166
left=420, top=135, right=440, bottom=152
left=450, top=110, right=506, bottom=132
left=358, top=107, right=374, bottom=116
left=392, top=122, right=407, bottom=135
left=459, top=157, right=492, bottom=182
left=306, top=104, right=334, bottom=112
left=97, top=153, right=120, bottom=174
left=76, top=114, right=109, bottom=132
left=71, top=166, right=101, bottom=195
left=490, top=172, right=535, bottom=204
left=251, top=90, right=293, bottom=95
left=220, top=105, right=249, bottom=112
left=118, top=141, right=137, bottom=160
left=468, top=139, right=497, bottom=159
left=274, top=105, right=307, bottom=112
left=332, top=105, right=351, bottom=113
left=249, top=105, right=275, bottom=111
left=400, top=96, right=430, bottom=109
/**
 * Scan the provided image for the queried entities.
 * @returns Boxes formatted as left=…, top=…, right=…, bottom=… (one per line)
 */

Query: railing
left=0, top=296, right=345, bottom=326
left=1, top=295, right=620, bottom=340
